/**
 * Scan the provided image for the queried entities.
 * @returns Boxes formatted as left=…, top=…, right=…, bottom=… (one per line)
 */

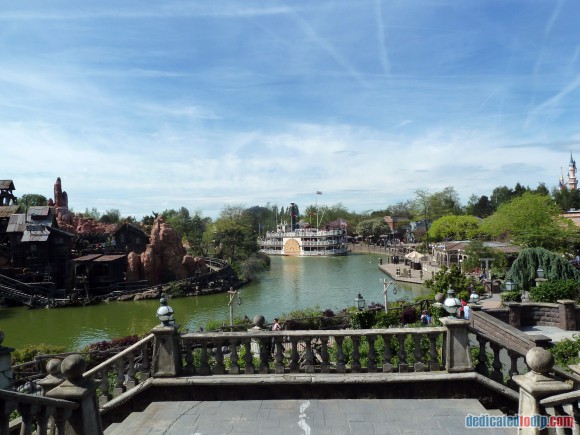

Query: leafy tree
left=529, top=280, right=579, bottom=303
left=99, top=209, right=121, bottom=224
left=490, top=185, right=513, bottom=210
left=552, top=186, right=580, bottom=212
left=355, top=218, right=390, bottom=242
left=534, top=183, right=550, bottom=196
left=427, top=215, right=480, bottom=241
left=413, top=187, right=462, bottom=223
left=424, top=265, right=481, bottom=300
left=507, top=247, right=580, bottom=291
left=465, top=194, right=494, bottom=218
left=162, top=207, right=193, bottom=238
left=19, top=193, right=47, bottom=208
left=212, top=204, right=258, bottom=262
left=479, top=192, right=579, bottom=250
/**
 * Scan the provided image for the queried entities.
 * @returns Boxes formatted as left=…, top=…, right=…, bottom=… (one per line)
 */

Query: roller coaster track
left=0, top=274, right=50, bottom=308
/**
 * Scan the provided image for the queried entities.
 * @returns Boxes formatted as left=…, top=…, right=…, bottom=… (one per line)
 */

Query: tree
left=427, top=215, right=480, bottom=242
left=479, top=192, right=579, bottom=251
left=465, top=194, right=494, bottom=218
left=508, top=247, right=580, bottom=291
left=100, top=209, right=121, bottom=224
left=355, top=218, right=390, bottom=242
left=490, top=186, right=513, bottom=210
left=20, top=193, right=47, bottom=208
left=552, top=186, right=580, bottom=212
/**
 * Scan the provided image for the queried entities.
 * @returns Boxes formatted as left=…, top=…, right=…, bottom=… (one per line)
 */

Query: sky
left=2, top=1, right=580, bottom=219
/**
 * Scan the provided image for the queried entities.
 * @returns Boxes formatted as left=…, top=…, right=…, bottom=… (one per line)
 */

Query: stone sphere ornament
left=526, top=347, right=554, bottom=374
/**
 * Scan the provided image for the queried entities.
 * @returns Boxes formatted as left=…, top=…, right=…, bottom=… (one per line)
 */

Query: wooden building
left=6, top=206, right=75, bottom=290
left=72, top=253, right=128, bottom=295
left=112, top=223, right=149, bottom=254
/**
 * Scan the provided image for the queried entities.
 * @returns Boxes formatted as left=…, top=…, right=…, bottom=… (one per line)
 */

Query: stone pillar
left=0, top=331, right=14, bottom=390
left=504, top=302, right=522, bottom=328
left=439, top=317, right=473, bottom=373
left=46, top=354, right=103, bottom=435
left=513, top=347, right=572, bottom=435
left=151, top=325, right=182, bottom=377
left=557, top=299, right=577, bottom=331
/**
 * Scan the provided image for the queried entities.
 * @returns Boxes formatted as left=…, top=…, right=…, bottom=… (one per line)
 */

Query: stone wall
left=502, top=300, right=578, bottom=331
left=521, top=302, right=560, bottom=327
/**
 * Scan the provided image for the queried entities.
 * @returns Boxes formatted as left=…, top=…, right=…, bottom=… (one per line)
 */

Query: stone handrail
left=539, top=390, right=580, bottom=432
left=83, top=333, right=154, bottom=405
left=179, top=327, right=447, bottom=376
left=0, top=386, right=78, bottom=434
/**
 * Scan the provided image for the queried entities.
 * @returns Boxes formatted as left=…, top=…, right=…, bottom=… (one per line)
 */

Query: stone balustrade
left=179, top=327, right=448, bottom=376
left=83, top=333, right=154, bottom=405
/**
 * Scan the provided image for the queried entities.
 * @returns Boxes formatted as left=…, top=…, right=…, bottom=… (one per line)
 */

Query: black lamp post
left=355, top=293, right=366, bottom=311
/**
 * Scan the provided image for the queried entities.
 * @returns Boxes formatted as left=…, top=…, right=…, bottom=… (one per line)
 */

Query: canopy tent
left=404, top=251, right=426, bottom=263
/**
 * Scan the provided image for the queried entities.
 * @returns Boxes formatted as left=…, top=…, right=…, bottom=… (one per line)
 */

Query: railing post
left=0, top=331, right=14, bottom=390
left=439, top=317, right=473, bottom=373
left=151, top=325, right=182, bottom=377
left=557, top=299, right=577, bottom=331
left=504, top=302, right=522, bottom=329
left=513, top=347, right=573, bottom=435
left=37, top=358, right=65, bottom=395
left=46, top=354, right=104, bottom=435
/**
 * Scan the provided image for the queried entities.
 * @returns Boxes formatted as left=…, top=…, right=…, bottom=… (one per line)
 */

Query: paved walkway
left=105, top=399, right=513, bottom=435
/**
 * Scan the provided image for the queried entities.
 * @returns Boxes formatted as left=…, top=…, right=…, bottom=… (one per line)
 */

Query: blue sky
left=2, top=1, right=580, bottom=219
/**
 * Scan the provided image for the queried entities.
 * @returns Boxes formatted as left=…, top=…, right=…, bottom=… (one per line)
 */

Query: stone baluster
left=114, top=359, right=125, bottom=397
left=18, top=402, right=36, bottom=435
left=367, top=335, right=377, bottom=373
left=413, top=334, right=427, bottom=372
left=98, top=368, right=111, bottom=405
left=183, top=344, right=194, bottom=375
left=475, top=335, right=489, bottom=376
left=0, top=331, right=14, bottom=390
left=140, top=341, right=151, bottom=380
left=304, top=339, right=315, bottom=374
left=335, top=336, right=346, bottom=374
left=47, top=354, right=104, bottom=435
left=513, top=347, right=573, bottom=435
left=397, top=334, right=408, bottom=372
left=351, top=336, right=362, bottom=373
left=320, top=337, right=330, bottom=373
left=214, top=340, right=225, bottom=374
left=289, top=338, right=300, bottom=373
left=197, top=340, right=211, bottom=376
left=439, top=317, right=473, bottom=373
left=428, top=333, right=439, bottom=371
left=382, top=335, right=394, bottom=373
left=507, top=350, right=520, bottom=389
left=126, top=351, right=137, bottom=389
left=243, top=339, right=255, bottom=374
left=229, top=340, right=240, bottom=374
left=274, top=337, right=285, bottom=374
left=490, top=342, right=503, bottom=384
left=258, top=338, right=269, bottom=374
left=53, top=407, right=73, bottom=434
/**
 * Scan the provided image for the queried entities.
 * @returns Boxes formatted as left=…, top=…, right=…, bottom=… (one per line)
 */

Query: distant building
left=559, top=153, right=577, bottom=190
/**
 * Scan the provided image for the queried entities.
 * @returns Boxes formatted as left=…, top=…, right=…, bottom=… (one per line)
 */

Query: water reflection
left=1, top=253, right=429, bottom=350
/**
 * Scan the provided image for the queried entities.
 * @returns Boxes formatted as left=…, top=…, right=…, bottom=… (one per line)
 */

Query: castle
left=559, top=153, right=578, bottom=190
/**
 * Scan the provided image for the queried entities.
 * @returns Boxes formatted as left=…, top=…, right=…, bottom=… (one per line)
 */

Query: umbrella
left=404, top=251, right=426, bottom=263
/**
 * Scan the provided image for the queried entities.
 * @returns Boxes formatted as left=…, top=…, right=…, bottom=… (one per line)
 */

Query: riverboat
left=259, top=222, right=350, bottom=256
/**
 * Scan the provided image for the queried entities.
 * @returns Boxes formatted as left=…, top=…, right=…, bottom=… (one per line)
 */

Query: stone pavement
left=104, top=398, right=514, bottom=435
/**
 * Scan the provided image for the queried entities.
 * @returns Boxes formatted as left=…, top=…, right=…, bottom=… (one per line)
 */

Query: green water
left=0, top=253, right=429, bottom=350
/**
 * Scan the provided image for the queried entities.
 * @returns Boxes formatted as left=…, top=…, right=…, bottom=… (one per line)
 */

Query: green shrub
left=529, top=280, right=579, bottom=303
left=550, top=335, right=580, bottom=368
left=11, top=344, right=66, bottom=366
left=501, top=291, right=522, bottom=303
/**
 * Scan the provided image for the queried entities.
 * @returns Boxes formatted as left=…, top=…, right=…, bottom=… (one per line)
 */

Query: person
left=420, top=310, right=430, bottom=325
left=459, top=299, right=467, bottom=318
left=272, top=318, right=281, bottom=331
left=463, top=304, right=471, bottom=320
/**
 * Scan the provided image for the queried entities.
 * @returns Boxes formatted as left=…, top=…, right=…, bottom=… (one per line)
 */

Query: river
left=0, top=253, right=429, bottom=351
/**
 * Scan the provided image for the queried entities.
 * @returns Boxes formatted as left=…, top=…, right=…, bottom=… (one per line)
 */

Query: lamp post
left=156, top=295, right=175, bottom=326
left=468, top=285, right=479, bottom=304
left=355, top=293, right=366, bottom=311
left=443, top=288, right=461, bottom=315
left=504, top=279, right=515, bottom=292
left=228, top=287, right=242, bottom=327
left=380, top=279, right=397, bottom=314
